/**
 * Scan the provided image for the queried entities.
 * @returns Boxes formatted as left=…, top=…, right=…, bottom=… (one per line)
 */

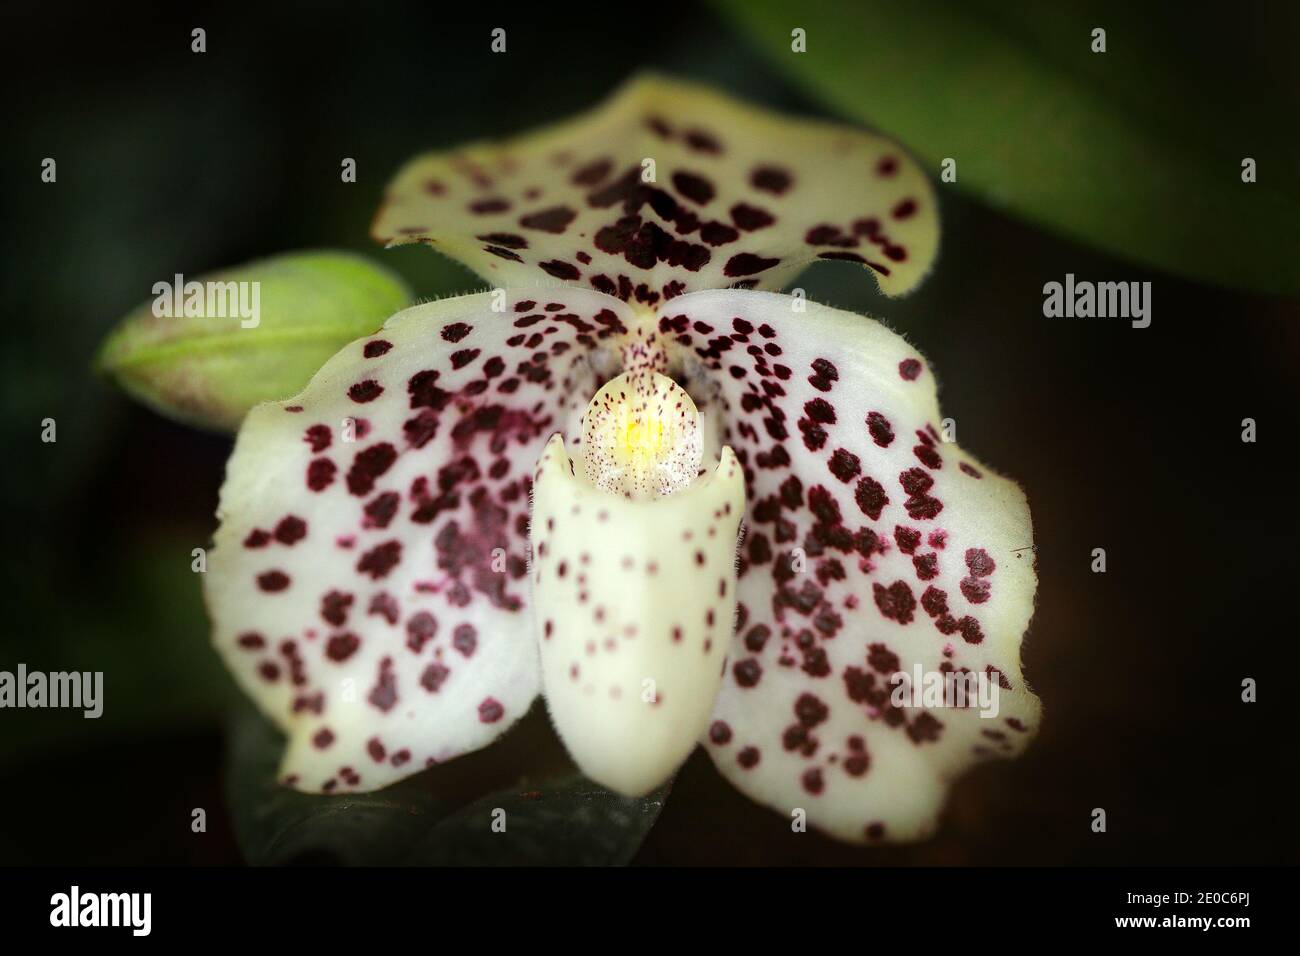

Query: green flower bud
left=95, top=250, right=410, bottom=432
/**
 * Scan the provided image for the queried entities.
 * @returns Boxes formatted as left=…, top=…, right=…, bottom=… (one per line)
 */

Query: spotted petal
left=372, top=74, right=938, bottom=306
left=660, top=290, right=1040, bottom=843
left=205, top=287, right=639, bottom=793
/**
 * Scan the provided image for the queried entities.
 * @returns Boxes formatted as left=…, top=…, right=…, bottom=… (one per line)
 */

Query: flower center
left=581, top=370, right=702, bottom=500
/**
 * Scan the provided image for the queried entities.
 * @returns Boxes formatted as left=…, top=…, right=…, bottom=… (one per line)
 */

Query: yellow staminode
left=581, top=371, right=702, bottom=499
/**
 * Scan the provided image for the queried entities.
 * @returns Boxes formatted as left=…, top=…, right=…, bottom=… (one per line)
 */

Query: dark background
left=0, top=1, right=1294, bottom=865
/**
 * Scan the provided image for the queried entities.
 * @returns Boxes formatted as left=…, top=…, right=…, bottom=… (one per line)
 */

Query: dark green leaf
left=224, top=705, right=669, bottom=866
left=716, top=0, right=1300, bottom=297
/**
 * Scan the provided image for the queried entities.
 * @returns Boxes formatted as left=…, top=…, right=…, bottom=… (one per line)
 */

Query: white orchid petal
left=656, top=289, right=1039, bottom=843
left=205, top=287, right=638, bottom=792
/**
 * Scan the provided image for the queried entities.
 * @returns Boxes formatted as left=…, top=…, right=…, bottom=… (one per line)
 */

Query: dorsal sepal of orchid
left=531, top=433, right=745, bottom=796
left=372, top=74, right=938, bottom=303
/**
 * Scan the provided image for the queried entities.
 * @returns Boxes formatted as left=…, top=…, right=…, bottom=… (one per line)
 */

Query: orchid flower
left=204, top=76, right=1039, bottom=845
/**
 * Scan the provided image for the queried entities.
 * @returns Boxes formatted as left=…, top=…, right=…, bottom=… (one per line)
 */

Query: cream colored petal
left=373, top=74, right=938, bottom=303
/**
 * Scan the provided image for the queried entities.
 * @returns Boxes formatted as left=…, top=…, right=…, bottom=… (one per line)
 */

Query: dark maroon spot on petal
left=307, top=458, right=336, bottom=492
left=960, top=617, right=985, bottom=644
left=453, top=623, right=478, bottom=658
left=406, top=611, right=437, bottom=652
left=346, top=443, right=397, bottom=496
left=408, top=369, right=449, bottom=410
left=731, top=203, right=775, bottom=230
left=733, top=658, right=763, bottom=688
left=478, top=697, right=504, bottom=723
left=450, top=348, right=481, bottom=370
left=907, top=712, right=943, bottom=744
left=257, top=571, right=290, bottom=592
left=854, top=477, right=889, bottom=521
left=965, top=548, right=996, bottom=577
left=900, top=467, right=943, bottom=520
left=476, top=232, right=528, bottom=250
left=325, top=632, right=360, bottom=662
left=469, top=198, right=510, bottom=214
left=808, top=357, right=839, bottom=392
left=876, top=156, right=899, bottom=177
left=363, top=491, right=400, bottom=529
left=806, top=224, right=855, bottom=247
left=960, top=577, right=991, bottom=604
left=441, top=322, right=472, bottom=343
left=671, top=170, right=715, bottom=205
left=571, top=158, right=612, bottom=186
left=274, top=515, right=307, bottom=545
left=892, top=199, right=918, bottom=220
left=795, top=693, right=829, bottom=727
left=237, top=632, right=266, bottom=650
left=802, top=768, right=824, bottom=795
left=899, top=359, right=923, bottom=381
left=367, top=738, right=386, bottom=762
left=960, top=462, right=984, bottom=479
left=867, top=643, right=902, bottom=674
left=913, top=553, right=939, bottom=580
left=243, top=528, right=271, bottom=548
left=737, top=746, right=761, bottom=768
left=368, top=657, right=399, bottom=712
left=709, top=721, right=733, bottom=745
left=403, top=410, right=439, bottom=449
left=700, top=221, right=740, bottom=245
left=363, top=340, right=392, bottom=358
left=751, top=166, right=792, bottom=195
left=313, top=729, right=335, bottom=749
left=304, top=425, right=332, bottom=454
left=829, top=448, right=861, bottom=482
left=914, top=443, right=943, bottom=469
left=320, top=590, right=353, bottom=627
left=520, top=206, right=576, bottom=233
left=539, top=260, right=581, bottom=280
left=867, top=411, right=895, bottom=447
left=357, top=540, right=402, bottom=580
left=420, top=663, right=450, bottom=693
left=895, top=526, right=921, bottom=554
left=804, top=398, right=836, bottom=424
left=921, top=585, right=949, bottom=618
left=873, top=581, right=917, bottom=624
left=724, top=253, right=779, bottom=277
left=684, top=129, right=722, bottom=153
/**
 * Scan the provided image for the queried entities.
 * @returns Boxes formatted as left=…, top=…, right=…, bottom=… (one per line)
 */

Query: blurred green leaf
left=717, top=0, right=1300, bottom=297
left=225, top=705, right=669, bottom=866
left=95, top=250, right=410, bottom=432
